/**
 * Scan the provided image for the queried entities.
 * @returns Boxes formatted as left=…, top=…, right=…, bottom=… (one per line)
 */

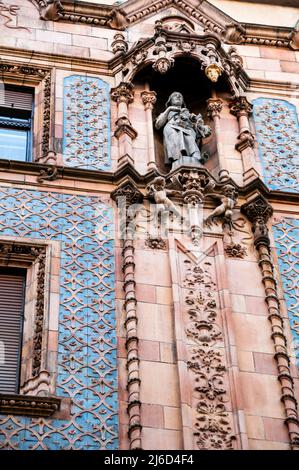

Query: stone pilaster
left=230, top=96, right=258, bottom=184
left=206, top=97, right=229, bottom=181
left=141, top=90, right=157, bottom=170
left=111, top=82, right=137, bottom=166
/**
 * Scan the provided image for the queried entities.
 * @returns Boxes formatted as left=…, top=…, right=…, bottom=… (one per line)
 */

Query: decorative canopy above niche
left=113, top=23, right=248, bottom=97
left=30, top=0, right=299, bottom=50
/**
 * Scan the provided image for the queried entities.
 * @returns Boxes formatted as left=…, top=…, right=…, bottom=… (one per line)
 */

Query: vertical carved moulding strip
left=273, top=218, right=299, bottom=368
left=111, top=82, right=137, bottom=166
left=141, top=89, right=157, bottom=171
left=252, top=98, right=299, bottom=192
left=242, top=196, right=299, bottom=450
left=32, top=249, right=46, bottom=377
left=230, top=97, right=258, bottom=184
left=206, top=97, right=229, bottom=181
left=169, top=240, right=237, bottom=450
left=112, top=183, right=143, bottom=449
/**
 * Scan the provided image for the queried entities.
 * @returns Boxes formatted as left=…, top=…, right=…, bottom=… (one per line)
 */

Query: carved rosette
left=183, top=259, right=235, bottom=450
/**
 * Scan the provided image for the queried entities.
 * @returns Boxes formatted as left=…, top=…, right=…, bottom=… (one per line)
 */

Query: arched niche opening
left=132, top=56, right=231, bottom=174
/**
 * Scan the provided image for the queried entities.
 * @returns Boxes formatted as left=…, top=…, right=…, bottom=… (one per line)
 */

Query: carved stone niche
left=0, top=238, right=61, bottom=417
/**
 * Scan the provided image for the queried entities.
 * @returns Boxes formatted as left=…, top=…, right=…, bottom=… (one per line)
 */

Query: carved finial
left=111, top=33, right=128, bottom=55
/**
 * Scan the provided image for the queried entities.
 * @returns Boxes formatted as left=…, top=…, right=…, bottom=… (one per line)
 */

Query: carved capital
left=111, top=32, right=128, bottom=55
left=111, top=82, right=134, bottom=105
left=111, top=181, right=143, bottom=208
left=141, top=91, right=157, bottom=110
left=206, top=98, right=223, bottom=118
left=241, top=195, right=273, bottom=247
left=235, top=130, right=255, bottom=152
left=230, top=96, right=253, bottom=118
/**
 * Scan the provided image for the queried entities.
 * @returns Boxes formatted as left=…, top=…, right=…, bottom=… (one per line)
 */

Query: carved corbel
left=40, top=0, right=63, bottom=21
left=222, top=23, right=246, bottom=45
left=241, top=195, right=272, bottom=247
left=288, top=19, right=299, bottom=51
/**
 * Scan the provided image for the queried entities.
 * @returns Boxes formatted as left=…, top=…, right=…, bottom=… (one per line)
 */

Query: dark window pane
left=0, top=128, right=28, bottom=161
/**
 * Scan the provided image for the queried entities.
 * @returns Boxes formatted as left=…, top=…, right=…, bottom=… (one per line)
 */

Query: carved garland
left=111, top=182, right=144, bottom=450
left=184, top=258, right=235, bottom=449
left=242, top=196, right=299, bottom=450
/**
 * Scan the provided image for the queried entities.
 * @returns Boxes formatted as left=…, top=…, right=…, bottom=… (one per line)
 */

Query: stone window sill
left=0, top=393, right=61, bottom=417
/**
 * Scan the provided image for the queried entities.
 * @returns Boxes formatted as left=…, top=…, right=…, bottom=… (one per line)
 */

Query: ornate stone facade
left=0, top=187, right=118, bottom=449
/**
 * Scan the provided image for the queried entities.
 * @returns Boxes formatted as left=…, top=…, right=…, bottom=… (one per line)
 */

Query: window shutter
left=0, top=270, right=25, bottom=394
left=0, top=89, right=33, bottom=111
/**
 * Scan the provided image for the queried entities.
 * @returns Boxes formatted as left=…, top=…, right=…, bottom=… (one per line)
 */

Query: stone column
left=111, top=182, right=144, bottom=450
left=206, top=96, right=229, bottom=182
left=230, top=96, right=258, bottom=185
left=141, top=89, right=157, bottom=171
left=242, top=195, right=299, bottom=450
left=111, top=82, right=137, bottom=167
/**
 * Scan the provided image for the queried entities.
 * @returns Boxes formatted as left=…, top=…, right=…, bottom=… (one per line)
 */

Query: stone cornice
left=0, top=393, right=61, bottom=417
left=30, top=0, right=299, bottom=50
left=0, top=160, right=299, bottom=207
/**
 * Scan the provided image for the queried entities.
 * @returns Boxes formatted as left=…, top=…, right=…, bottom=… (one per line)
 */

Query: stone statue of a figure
left=155, top=91, right=211, bottom=167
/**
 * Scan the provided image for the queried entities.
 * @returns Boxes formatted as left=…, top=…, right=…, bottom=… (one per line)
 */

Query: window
left=0, top=86, right=34, bottom=162
left=0, top=268, right=26, bottom=394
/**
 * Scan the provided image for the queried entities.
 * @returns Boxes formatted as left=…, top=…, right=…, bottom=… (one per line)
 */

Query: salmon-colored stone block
left=117, top=337, right=126, bottom=359
left=227, top=260, right=265, bottom=297
left=263, top=417, right=289, bottom=443
left=141, top=404, right=164, bottom=428
left=231, top=294, right=247, bottom=313
left=119, top=424, right=129, bottom=450
left=139, top=340, right=160, bottom=361
left=260, top=47, right=296, bottom=61
left=245, top=57, right=281, bottom=72
left=245, top=296, right=268, bottom=316
left=249, top=439, right=289, bottom=450
left=164, top=407, right=182, bottom=430
left=142, top=428, right=183, bottom=450
left=240, top=372, right=285, bottom=419
left=136, top=284, right=156, bottom=303
left=156, top=287, right=173, bottom=305
left=237, top=350, right=255, bottom=372
left=140, top=362, right=180, bottom=407
left=233, top=313, right=274, bottom=354
left=138, top=303, right=174, bottom=343
left=160, top=342, right=176, bottom=364
left=254, top=352, right=277, bottom=375
left=280, top=61, right=299, bottom=74
left=245, top=415, right=265, bottom=440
